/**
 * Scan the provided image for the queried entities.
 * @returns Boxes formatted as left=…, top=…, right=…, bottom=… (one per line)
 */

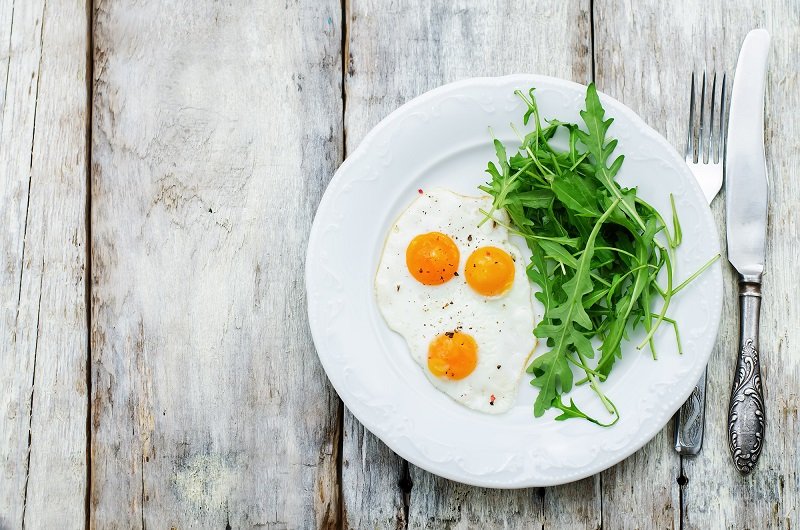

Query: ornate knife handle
left=674, top=367, right=707, bottom=455
left=727, top=278, right=765, bottom=474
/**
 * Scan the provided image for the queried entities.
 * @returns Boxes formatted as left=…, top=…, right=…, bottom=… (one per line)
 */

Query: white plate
left=306, top=75, right=723, bottom=488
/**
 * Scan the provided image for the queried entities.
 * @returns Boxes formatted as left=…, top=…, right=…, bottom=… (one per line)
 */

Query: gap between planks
left=84, top=0, right=94, bottom=526
left=338, top=0, right=349, bottom=527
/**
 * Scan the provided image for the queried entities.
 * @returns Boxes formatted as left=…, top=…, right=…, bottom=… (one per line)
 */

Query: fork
left=674, top=72, right=727, bottom=455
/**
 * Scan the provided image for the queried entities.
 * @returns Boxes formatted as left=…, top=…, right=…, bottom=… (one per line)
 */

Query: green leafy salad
left=479, top=84, right=718, bottom=426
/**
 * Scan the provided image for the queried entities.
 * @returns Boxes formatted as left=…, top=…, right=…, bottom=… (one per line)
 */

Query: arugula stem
left=635, top=197, right=677, bottom=249
left=671, top=254, right=721, bottom=296
left=479, top=159, right=535, bottom=226
left=567, top=153, right=589, bottom=172
left=573, top=346, right=616, bottom=415
left=588, top=246, right=638, bottom=260
left=670, top=194, right=683, bottom=247
left=637, top=247, right=673, bottom=350
left=565, top=353, right=604, bottom=378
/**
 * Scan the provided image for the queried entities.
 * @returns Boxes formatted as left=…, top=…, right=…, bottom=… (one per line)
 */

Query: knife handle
left=727, top=278, right=765, bottom=474
left=674, top=367, right=707, bottom=455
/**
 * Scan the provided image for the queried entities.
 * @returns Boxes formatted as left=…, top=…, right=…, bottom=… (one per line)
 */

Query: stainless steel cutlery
left=724, top=28, right=770, bottom=474
left=673, top=29, right=770, bottom=474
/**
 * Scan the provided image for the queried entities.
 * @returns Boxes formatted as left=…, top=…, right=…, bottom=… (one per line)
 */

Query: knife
left=725, top=28, right=770, bottom=475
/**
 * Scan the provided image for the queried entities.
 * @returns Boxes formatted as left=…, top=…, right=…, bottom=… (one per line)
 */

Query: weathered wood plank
left=0, top=0, right=90, bottom=528
left=599, top=435, right=678, bottom=529
left=342, top=410, right=406, bottom=528
left=407, top=475, right=601, bottom=529
left=595, top=1, right=800, bottom=528
left=343, top=1, right=597, bottom=527
left=90, top=1, right=342, bottom=527
left=0, top=1, right=44, bottom=524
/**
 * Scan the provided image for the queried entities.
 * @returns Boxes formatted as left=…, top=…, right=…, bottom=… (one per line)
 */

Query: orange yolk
left=406, top=232, right=460, bottom=285
left=465, top=246, right=515, bottom=296
left=427, top=331, right=478, bottom=380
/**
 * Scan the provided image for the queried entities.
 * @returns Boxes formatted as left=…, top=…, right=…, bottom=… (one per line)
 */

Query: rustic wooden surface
left=2, top=0, right=799, bottom=528
left=0, top=0, right=89, bottom=528
left=90, top=0, right=341, bottom=527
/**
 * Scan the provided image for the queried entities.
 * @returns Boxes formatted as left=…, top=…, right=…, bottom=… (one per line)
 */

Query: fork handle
left=674, top=367, right=707, bottom=455
left=727, top=278, right=765, bottom=474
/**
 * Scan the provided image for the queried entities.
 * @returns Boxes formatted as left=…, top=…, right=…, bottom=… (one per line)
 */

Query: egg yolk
left=427, top=331, right=478, bottom=380
left=406, top=232, right=460, bottom=285
left=465, top=246, right=515, bottom=296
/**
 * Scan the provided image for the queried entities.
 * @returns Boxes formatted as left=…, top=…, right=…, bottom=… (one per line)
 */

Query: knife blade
left=725, top=28, right=770, bottom=475
left=726, top=29, right=769, bottom=277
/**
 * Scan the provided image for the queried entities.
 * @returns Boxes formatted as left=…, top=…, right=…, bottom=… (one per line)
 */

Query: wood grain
left=595, top=1, right=800, bottom=528
left=343, top=1, right=598, bottom=528
left=0, top=0, right=90, bottom=528
left=90, top=1, right=342, bottom=527
left=407, top=475, right=601, bottom=529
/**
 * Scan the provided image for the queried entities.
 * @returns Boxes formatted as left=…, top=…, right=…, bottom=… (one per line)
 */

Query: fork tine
left=719, top=73, right=727, bottom=163
left=686, top=72, right=696, bottom=160
left=698, top=71, right=707, bottom=163
left=709, top=73, right=718, bottom=163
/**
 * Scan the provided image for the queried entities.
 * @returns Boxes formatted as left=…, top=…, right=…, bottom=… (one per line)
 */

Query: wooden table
left=1, top=1, right=797, bottom=528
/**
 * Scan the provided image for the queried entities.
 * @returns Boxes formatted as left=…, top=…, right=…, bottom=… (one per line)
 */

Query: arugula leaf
left=553, top=396, right=619, bottom=427
left=551, top=172, right=601, bottom=217
left=576, top=84, right=646, bottom=230
left=516, top=189, right=555, bottom=209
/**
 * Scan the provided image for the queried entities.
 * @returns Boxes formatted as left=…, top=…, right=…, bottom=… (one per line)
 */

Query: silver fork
left=674, top=72, right=727, bottom=455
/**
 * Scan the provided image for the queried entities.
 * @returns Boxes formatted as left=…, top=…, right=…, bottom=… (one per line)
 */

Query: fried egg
left=375, top=188, right=538, bottom=413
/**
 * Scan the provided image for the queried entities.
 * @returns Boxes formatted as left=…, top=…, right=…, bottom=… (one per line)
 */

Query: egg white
left=375, top=188, right=538, bottom=413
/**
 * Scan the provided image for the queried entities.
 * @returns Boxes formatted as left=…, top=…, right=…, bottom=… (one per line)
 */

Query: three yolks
left=405, top=231, right=515, bottom=381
